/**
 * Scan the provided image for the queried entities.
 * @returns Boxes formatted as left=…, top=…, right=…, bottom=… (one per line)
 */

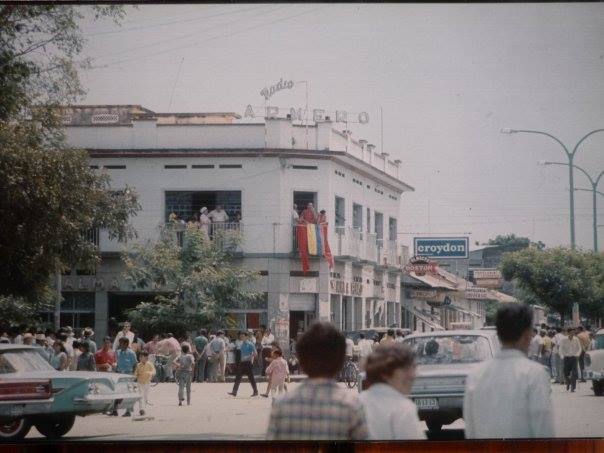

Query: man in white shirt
left=358, top=334, right=374, bottom=358
left=552, top=327, right=565, bottom=384
left=345, top=336, right=355, bottom=359
left=292, top=204, right=299, bottom=224
left=112, top=321, right=135, bottom=351
left=208, top=205, right=229, bottom=223
left=463, top=303, right=554, bottom=439
left=558, top=327, right=582, bottom=392
left=527, top=328, right=542, bottom=361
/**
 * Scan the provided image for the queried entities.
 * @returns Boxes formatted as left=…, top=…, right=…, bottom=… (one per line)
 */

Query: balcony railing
left=292, top=225, right=399, bottom=265
left=85, top=228, right=100, bottom=247
left=165, top=222, right=243, bottom=250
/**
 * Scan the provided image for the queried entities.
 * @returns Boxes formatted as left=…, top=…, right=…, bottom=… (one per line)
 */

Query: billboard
left=413, top=237, right=469, bottom=259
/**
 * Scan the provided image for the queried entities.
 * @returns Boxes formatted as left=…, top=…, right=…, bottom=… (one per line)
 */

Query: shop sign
left=465, top=286, right=489, bottom=300
left=410, top=289, right=439, bottom=300
left=473, top=269, right=501, bottom=279
left=473, top=278, right=502, bottom=288
left=330, top=279, right=363, bottom=296
left=414, top=237, right=469, bottom=259
left=404, top=256, right=438, bottom=276
left=298, top=278, right=318, bottom=293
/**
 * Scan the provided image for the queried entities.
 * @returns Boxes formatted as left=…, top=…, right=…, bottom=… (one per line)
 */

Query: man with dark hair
left=266, top=322, right=368, bottom=440
left=559, top=327, right=581, bottom=392
left=380, top=329, right=395, bottom=345
left=463, top=303, right=554, bottom=438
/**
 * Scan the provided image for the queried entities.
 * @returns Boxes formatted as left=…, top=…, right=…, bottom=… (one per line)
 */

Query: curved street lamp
left=501, top=128, right=604, bottom=249
left=540, top=161, right=603, bottom=252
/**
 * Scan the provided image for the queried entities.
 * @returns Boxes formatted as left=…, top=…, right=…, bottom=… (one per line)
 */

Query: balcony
left=292, top=225, right=401, bottom=266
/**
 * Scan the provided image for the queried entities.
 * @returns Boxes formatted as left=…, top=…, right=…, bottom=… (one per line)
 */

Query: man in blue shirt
left=116, top=337, right=138, bottom=374
left=111, top=337, right=138, bottom=417
left=228, top=331, right=258, bottom=397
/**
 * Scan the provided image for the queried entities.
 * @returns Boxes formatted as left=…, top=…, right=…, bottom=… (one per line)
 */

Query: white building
left=54, top=105, right=414, bottom=349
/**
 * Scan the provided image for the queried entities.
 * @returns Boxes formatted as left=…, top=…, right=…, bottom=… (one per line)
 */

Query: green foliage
left=0, top=295, right=52, bottom=332
left=0, top=5, right=135, bottom=322
left=0, top=129, right=141, bottom=302
left=123, top=222, right=262, bottom=337
left=0, top=5, right=124, bottom=141
left=487, top=234, right=545, bottom=250
left=500, top=247, right=604, bottom=321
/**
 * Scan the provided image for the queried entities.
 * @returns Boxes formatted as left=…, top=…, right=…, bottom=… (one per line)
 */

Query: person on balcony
left=300, top=203, right=317, bottom=224
left=209, top=205, right=229, bottom=235
left=292, top=203, right=300, bottom=224
left=317, top=210, right=327, bottom=225
left=198, top=207, right=210, bottom=239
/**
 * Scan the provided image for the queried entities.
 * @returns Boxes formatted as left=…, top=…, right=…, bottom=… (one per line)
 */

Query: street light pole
left=541, top=161, right=604, bottom=253
left=501, top=128, right=604, bottom=249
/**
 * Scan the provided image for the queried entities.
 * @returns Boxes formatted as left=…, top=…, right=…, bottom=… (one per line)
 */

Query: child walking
left=134, top=351, right=156, bottom=416
left=261, top=349, right=289, bottom=398
left=173, top=343, right=195, bottom=406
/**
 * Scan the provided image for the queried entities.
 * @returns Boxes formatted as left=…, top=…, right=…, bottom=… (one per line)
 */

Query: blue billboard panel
left=413, top=237, right=469, bottom=259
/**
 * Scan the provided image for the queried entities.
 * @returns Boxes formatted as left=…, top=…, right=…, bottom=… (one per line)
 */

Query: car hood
left=415, top=362, right=483, bottom=378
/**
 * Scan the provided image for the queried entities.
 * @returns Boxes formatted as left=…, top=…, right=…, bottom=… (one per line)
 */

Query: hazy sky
left=78, top=3, right=604, bottom=251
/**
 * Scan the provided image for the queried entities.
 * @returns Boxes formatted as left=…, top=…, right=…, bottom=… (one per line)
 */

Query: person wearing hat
left=82, top=328, right=97, bottom=354
left=199, top=207, right=211, bottom=239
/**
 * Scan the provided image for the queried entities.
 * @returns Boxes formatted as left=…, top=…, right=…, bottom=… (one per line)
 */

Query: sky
left=78, top=3, right=604, bottom=251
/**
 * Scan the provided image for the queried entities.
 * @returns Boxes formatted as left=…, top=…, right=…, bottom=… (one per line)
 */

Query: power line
left=90, top=5, right=285, bottom=61
left=85, top=5, right=268, bottom=36
left=168, top=57, right=184, bottom=111
left=91, top=5, right=330, bottom=70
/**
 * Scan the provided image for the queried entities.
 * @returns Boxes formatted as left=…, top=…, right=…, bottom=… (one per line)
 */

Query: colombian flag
left=297, top=223, right=334, bottom=273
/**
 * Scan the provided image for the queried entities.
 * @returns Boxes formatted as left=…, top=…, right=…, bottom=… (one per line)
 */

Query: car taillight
left=0, top=379, right=52, bottom=401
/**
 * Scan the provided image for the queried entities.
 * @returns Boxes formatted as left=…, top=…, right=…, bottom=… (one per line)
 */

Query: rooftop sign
left=413, top=237, right=469, bottom=259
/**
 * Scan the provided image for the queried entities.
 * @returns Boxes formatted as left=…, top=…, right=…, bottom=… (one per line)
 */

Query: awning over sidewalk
left=409, top=307, right=445, bottom=331
left=448, top=304, right=481, bottom=319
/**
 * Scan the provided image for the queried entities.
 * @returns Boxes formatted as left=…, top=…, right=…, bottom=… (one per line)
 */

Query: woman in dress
left=50, top=340, right=68, bottom=371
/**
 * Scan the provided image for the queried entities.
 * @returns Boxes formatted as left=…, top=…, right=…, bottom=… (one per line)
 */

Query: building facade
left=52, top=105, right=414, bottom=350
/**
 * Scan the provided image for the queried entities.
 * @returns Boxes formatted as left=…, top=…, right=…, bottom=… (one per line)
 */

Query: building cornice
left=86, top=148, right=414, bottom=193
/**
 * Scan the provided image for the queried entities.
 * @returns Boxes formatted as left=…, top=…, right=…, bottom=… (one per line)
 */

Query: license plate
left=414, top=398, right=439, bottom=410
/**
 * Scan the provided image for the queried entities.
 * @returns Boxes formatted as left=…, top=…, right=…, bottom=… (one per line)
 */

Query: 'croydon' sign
left=413, top=237, right=469, bottom=259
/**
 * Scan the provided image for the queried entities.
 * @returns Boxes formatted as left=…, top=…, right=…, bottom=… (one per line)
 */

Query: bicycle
left=342, top=357, right=359, bottom=389
left=151, top=354, right=170, bottom=387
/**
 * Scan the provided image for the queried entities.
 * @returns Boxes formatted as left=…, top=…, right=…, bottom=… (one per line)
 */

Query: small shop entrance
left=289, top=310, right=316, bottom=341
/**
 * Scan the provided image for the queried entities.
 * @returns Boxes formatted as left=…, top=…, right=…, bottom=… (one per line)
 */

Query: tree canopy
left=500, top=247, right=604, bottom=322
left=0, top=5, right=139, bottom=323
left=123, top=222, right=262, bottom=339
left=487, top=234, right=545, bottom=250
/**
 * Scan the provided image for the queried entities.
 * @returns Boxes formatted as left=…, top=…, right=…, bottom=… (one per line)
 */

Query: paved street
left=24, top=380, right=603, bottom=441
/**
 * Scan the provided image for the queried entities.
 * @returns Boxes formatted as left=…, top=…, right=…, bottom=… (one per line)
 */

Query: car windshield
left=404, top=335, right=492, bottom=365
left=0, top=350, right=55, bottom=373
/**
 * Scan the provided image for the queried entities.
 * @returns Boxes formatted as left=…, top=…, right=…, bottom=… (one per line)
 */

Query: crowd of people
left=2, top=307, right=598, bottom=439
left=167, top=205, right=241, bottom=240
left=526, top=323, right=596, bottom=392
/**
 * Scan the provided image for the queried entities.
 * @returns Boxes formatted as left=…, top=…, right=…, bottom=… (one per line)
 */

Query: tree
left=123, top=222, right=262, bottom=339
left=0, top=5, right=139, bottom=323
left=487, top=234, right=545, bottom=250
left=0, top=137, right=141, bottom=303
left=500, top=247, right=604, bottom=322
left=1, top=5, right=124, bottom=141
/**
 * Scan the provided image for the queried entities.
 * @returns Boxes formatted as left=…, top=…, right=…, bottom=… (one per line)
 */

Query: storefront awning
left=485, top=290, right=517, bottom=303
left=448, top=304, right=481, bottom=319
left=409, top=307, right=445, bottom=331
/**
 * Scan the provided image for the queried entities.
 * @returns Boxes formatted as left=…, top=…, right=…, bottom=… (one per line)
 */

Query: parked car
left=0, top=345, right=140, bottom=441
left=585, top=329, right=604, bottom=396
left=0, top=378, right=53, bottom=441
left=402, top=330, right=501, bottom=432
